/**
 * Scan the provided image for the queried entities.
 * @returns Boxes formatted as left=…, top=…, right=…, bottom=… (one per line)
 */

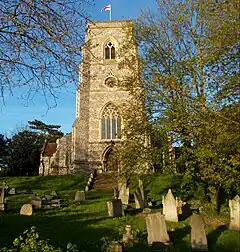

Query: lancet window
left=105, top=42, right=115, bottom=59
left=101, top=103, right=121, bottom=140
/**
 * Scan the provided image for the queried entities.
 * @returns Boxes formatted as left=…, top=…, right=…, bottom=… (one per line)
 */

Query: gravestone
left=0, top=186, right=5, bottom=211
left=20, top=204, right=33, bottom=216
left=118, top=182, right=129, bottom=205
left=134, top=187, right=147, bottom=209
left=145, top=212, right=170, bottom=246
left=51, top=191, right=58, bottom=197
left=189, top=214, right=208, bottom=251
left=123, top=225, right=134, bottom=244
left=74, top=190, right=85, bottom=202
left=162, top=189, right=178, bottom=222
left=45, top=195, right=53, bottom=201
left=107, top=199, right=124, bottom=217
left=113, top=188, right=119, bottom=199
left=110, top=241, right=123, bottom=252
left=51, top=199, right=61, bottom=207
left=229, top=195, right=240, bottom=231
left=176, top=197, right=185, bottom=215
left=8, top=188, right=16, bottom=195
left=31, top=198, right=42, bottom=209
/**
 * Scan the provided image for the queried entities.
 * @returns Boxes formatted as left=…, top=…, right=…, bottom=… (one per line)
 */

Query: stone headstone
left=134, top=187, right=147, bottom=209
left=107, top=199, right=124, bottom=217
left=118, top=182, right=129, bottom=205
left=123, top=225, right=134, bottom=244
left=51, top=199, right=61, bottom=207
left=31, top=199, right=42, bottom=209
left=45, top=195, right=53, bottom=201
left=110, top=241, right=123, bottom=252
left=162, top=189, right=178, bottom=222
left=20, top=204, right=33, bottom=216
left=146, top=212, right=170, bottom=246
left=189, top=214, right=208, bottom=251
left=51, top=191, right=58, bottom=197
left=8, top=188, right=16, bottom=195
left=74, top=190, right=85, bottom=202
left=113, top=188, right=119, bottom=199
left=229, top=195, right=240, bottom=231
left=176, top=197, right=185, bottom=215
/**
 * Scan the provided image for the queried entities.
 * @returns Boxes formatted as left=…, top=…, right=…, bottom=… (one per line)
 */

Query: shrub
left=0, top=227, right=78, bottom=252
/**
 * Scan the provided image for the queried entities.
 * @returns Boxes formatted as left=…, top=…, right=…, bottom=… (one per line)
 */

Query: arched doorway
left=103, top=146, right=120, bottom=171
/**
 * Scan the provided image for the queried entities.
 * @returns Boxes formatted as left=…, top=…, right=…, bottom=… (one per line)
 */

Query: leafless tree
left=0, top=0, right=93, bottom=107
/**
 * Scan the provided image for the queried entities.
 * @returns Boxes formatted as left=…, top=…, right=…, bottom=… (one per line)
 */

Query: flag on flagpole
left=101, top=4, right=111, bottom=12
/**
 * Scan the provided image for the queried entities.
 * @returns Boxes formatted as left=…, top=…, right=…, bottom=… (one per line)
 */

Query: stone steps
left=92, top=172, right=117, bottom=190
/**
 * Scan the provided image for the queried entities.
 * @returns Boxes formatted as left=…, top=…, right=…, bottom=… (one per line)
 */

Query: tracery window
left=101, top=103, right=121, bottom=140
left=105, top=42, right=115, bottom=59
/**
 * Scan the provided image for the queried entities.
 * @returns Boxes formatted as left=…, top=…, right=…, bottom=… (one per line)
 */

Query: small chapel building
left=39, top=20, right=143, bottom=175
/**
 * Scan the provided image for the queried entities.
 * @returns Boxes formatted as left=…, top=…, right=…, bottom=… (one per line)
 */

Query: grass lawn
left=0, top=175, right=239, bottom=251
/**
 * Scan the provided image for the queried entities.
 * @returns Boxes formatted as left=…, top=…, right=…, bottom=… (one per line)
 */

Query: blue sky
left=0, top=0, right=156, bottom=136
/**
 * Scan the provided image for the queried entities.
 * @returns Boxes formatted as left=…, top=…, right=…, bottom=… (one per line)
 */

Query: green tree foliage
left=0, top=134, right=10, bottom=173
left=0, top=0, right=93, bottom=106
left=28, top=119, right=63, bottom=142
left=7, top=130, right=42, bottom=175
left=134, top=0, right=239, bottom=208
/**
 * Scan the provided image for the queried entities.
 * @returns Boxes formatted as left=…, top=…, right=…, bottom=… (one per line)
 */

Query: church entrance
left=103, top=147, right=119, bottom=171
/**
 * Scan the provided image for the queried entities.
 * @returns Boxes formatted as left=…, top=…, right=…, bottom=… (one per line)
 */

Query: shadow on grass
left=207, top=225, right=231, bottom=252
left=168, top=225, right=191, bottom=252
left=0, top=211, right=118, bottom=251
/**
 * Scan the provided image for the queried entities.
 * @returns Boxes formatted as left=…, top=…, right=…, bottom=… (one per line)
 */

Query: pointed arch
left=100, top=103, right=121, bottom=140
left=103, top=37, right=118, bottom=60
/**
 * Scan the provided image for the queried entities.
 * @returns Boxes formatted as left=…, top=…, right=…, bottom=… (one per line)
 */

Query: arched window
left=105, top=42, right=115, bottom=59
left=101, top=103, right=121, bottom=140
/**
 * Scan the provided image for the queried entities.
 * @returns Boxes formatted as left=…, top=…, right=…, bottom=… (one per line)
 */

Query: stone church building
left=39, top=20, right=143, bottom=175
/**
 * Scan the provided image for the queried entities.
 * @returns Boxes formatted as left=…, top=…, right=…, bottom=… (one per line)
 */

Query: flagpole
left=110, top=5, right=112, bottom=21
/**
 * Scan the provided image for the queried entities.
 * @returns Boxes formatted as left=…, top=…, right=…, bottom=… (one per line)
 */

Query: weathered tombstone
left=74, top=190, right=85, bottom=202
left=123, top=225, right=134, bottom=244
left=51, top=191, right=58, bottom=197
left=45, top=195, right=53, bottom=201
left=145, top=212, right=170, bottom=246
left=107, top=199, right=124, bottom=217
left=31, top=199, right=42, bottom=209
left=8, top=188, right=16, bottom=195
left=176, top=197, right=184, bottom=215
left=0, top=186, right=5, bottom=211
left=229, top=195, right=240, bottom=231
left=162, top=189, right=178, bottom=222
left=51, top=199, right=61, bottom=207
left=134, top=187, right=147, bottom=209
left=85, top=185, right=89, bottom=192
left=189, top=214, right=208, bottom=251
left=118, top=182, right=129, bottom=206
left=110, top=241, right=123, bottom=252
left=113, top=188, right=119, bottom=199
left=20, top=204, right=33, bottom=216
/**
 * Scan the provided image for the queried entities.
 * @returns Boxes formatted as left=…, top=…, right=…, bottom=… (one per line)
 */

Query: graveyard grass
left=0, top=174, right=239, bottom=252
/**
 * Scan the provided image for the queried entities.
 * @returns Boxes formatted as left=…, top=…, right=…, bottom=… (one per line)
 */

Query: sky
left=0, top=0, right=156, bottom=136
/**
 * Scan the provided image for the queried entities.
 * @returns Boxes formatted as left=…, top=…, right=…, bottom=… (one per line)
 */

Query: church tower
left=71, top=20, right=141, bottom=173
